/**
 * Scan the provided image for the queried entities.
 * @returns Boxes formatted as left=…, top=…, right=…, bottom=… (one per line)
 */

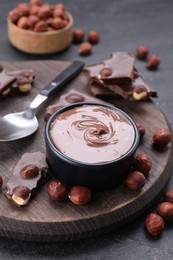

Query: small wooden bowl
left=7, top=12, right=73, bottom=55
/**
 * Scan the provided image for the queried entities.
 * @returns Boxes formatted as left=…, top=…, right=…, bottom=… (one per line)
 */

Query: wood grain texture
left=0, top=61, right=172, bottom=242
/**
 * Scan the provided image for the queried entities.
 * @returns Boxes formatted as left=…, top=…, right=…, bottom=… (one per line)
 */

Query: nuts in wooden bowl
left=7, top=1, right=73, bottom=54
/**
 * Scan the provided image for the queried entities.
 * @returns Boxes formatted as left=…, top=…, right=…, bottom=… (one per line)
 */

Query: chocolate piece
left=0, top=67, right=35, bottom=99
left=4, top=152, right=50, bottom=206
left=84, top=52, right=135, bottom=85
left=89, top=74, right=157, bottom=101
left=44, top=89, right=108, bottom=121
left=0, top=69, right=16, bottom=97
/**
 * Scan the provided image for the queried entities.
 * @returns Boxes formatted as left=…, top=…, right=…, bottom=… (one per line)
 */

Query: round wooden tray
left=0, top=61, right=172, bottom=242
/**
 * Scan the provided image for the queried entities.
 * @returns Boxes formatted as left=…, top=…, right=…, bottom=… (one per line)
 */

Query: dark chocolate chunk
left=0, top=69, right=16, bottom=97
left=4, top=152, right=50, bottom=206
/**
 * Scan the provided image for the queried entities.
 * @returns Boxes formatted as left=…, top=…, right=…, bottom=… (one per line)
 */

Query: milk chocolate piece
left=4, top=152, right=50, bottom=206
left=44, top=89, right=108, bottom=121
left=84, top=52, right=135, bottom=85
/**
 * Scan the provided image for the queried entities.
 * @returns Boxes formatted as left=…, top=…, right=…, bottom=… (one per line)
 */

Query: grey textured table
left=1, top=0, right=173, bottom=259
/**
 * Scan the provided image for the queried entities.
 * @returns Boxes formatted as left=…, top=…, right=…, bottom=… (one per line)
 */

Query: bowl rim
left=7, top=11, right=73, bottom=35
left=45, top=102, right=140, bottom=167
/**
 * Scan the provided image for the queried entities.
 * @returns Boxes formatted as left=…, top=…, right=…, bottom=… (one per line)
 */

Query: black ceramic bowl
left=45, top=102, right=140, bottom=191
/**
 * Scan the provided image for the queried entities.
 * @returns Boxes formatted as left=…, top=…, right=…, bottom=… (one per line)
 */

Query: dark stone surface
left=0, top=0, right=173, bottom=259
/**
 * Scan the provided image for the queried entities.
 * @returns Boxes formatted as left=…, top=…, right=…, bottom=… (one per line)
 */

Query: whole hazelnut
left=38, top=4, right=52, bottom=19
left=100, top=68, right=112, bottom=78
left=137, top=123, right=146, bottom=138
left=147, top=54, right=160, bottom=70
left=164, top=189, right=173, bottom=203
left=88, top=30, right=100, bottom=44
left=27, top=15, right=39, bottom=29
left=30, top=0, right=43, bottom=6
left=8, top=9, right=21, bottom=24
left=68, top=186, right=91, bottom=205
left=145, top=213, right=164, bottom=237
left=52, top=17, right=64, bottom=30
left=48, top=180, right=69, bottom=201
left=30, top=5, right=40, bottom=16
left=20, top=164, right=39, bottom=179
left=152, top=128, right=172, bottom=148
left=54, top=3, right=65, bottom=11
left=125, top=171, right=146, bottom=191
left=133, top=86, right=148, bottom=101
left=136, top=45, right=149, bottom=60
left=34, top=20, right=48, bottom=32
left=53, top=8, right=65, bottom=19
left=79, top=42, right=92, bottom=56
left=17, top=16, right=29, bottom=29
left=65, top=94, right=85, bottom=103
left=73, top=28, right=85, bottom=43
left=133, top=153, right=152, bottom=175
left=157, top=202, right=173, bottom=222
left=17, top=3, right=30, bottom=16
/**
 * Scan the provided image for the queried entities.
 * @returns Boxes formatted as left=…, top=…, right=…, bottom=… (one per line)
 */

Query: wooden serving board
left=0, top=60, right=173, bottom=242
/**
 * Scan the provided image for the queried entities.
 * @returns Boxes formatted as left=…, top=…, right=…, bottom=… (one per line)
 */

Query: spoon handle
left=40, top=61, right=84, bottom=97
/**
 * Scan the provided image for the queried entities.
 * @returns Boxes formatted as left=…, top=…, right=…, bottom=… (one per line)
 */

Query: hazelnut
left=73, top=28, right=85, bottom=43
left=137, top=123, right=146, bottom=138
left=100, top=68, right=112, bottom=78
left=136, top=45, right=149, bottom=60
left=17, top=3, right=30, bottom=16
left=27, top=15, right=39, bottom=29
left=65, top=94, right=85, bottom=103
left=47, top=180, right=69, bottom=201
left=38, top=4, right=52, bottom=19
left=157, top=202, right=173, bottom=222
left=0, top=176, right=3, bottom=189
left=52, top=17, right=64, bottom=30
left=20, top=164, right=39, bottom=179
left=133, top=86, right=148, bottom=101
left=133, top=153, right=152, bottom=175
left=53, top=8, right=65, bottom=19
left=8, top=9, right=21, bottom=24
left=145, top=213, right=164, bottom=237
left=54, top=3, right=65, bottom=11
left=46, top=18, right=53, bottom=27
left=30, top=5, right=40, bottom=16
left=164, top=190, right=173, bottom=203
left=125, top=171, right=146, bottom=191
left=17, top=16, right=29, bottom=29
left=12, top=186, right=31, bottom=206
left=30, top=0, right=43, bottom=6
left=152, top=128, right=172, bottom=148
left=88, top=30, right=100, bottom=44
left=147, top=54, right=160, bottom=70
left=34, top=20, right=48, bottom=32
left=68, top=186, right=91, bottom=205
left=79, top=42, right=92, bottom=56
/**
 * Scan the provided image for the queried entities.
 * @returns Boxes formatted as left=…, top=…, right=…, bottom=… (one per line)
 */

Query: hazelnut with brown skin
left=34, top=20, right=48, bottom=32
left=68, top=186, right=91, bottom=205
left=30, top=5, right=40, bottom=16
left=145, top=213, right=165, bottom=237
left=8, top=9, right=21, bottom=24
left=30, top=0, right=43, bottom=6
left=147, top=54, right=160, bottom=70
left=137, top=123, right=146, bottom=138
left=20, top=164, right=39, bottom=179
left=125, top=171, right=146, bottom=191
left=88, top=30, right=100, bottom=44
left=27, top=15, right=40, bottom=29
left=38, top=4, right=52, bottom=19
left=73, top=28, right=85, bottom=43
left=17, top=3, right=30, bottom=16
left=79, top=42, right=92, bottom=56
left=152, top=128, right=172, bottom=148
left=133, top=153, right=152, bottom=175
left=53, top=8, right=65, bottom=19
left=52, top=17, right=64, bottom=30
left=47, top=180, right=69, bottom=201
left=157, top=202, right=173, bottom=222
left=136, top=45, right=149, bottom=60
left=164, top=189, right=173, bottom=203
left=54, top=3, right=65, bottom=11
left=17, top=16, right=29, bottom=29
